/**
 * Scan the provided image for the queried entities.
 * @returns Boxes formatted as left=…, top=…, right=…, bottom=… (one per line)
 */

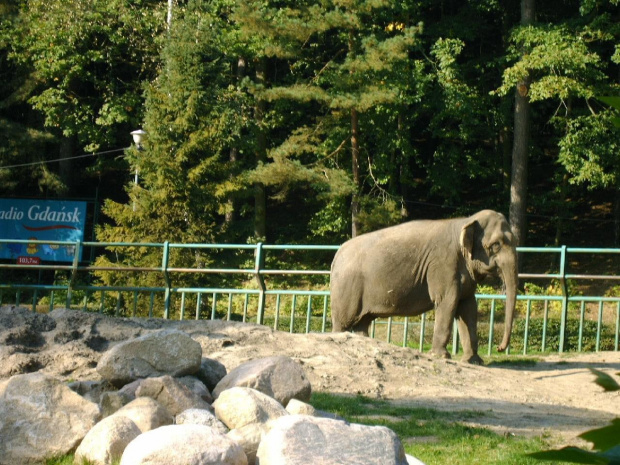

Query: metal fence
left=0, top=240, right=618, bottom=356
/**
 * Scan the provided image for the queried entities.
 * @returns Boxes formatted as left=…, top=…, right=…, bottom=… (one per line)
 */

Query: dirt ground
left=190, top=321, right=620, bottom=447
left=2, top=307, right=618, bottom=449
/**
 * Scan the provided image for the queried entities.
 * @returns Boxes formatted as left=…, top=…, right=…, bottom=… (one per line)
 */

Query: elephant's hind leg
left=456, top=296, right=484, bottom=365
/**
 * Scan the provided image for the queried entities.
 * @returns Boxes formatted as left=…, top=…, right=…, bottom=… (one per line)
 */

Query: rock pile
left=0, top=307, right=425, bottom=465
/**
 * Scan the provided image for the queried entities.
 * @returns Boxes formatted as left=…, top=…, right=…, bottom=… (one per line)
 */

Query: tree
left=244, top=0, right=421, bottom=238
left=510, top=0, right=535, bottom=247
left=496, top=0, right=619, bottom=245
left=3, top=0, right=164, bottom=193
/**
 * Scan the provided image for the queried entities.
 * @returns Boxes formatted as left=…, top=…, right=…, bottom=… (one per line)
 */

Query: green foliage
left=497, top=25, right=605, bottom=101
left=4, top=0, right=164, bottom=151
left=598, top=96, right=620, bottom=128
left=558, top=112, right=620, bottom=189
left=529, top=418, right=620, bottom=464
left=1, top=0, right=620, bottom=258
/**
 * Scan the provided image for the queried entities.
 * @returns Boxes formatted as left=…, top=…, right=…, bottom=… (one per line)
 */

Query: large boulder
left=256, top=414, right=408, bottom=465
left=0, top=372, right=100, bottom=464
left=120, top=424, right=248, bottom=465
left=111, top=396, right=174, bottom=432
left=74, top=415, right=142, bottom=465
left=96, top=329, right=202, bottom=387
left=212, top=387, right=288, bottom=430
left=135, top=375, right=212, bottom=416
left=213, top=356, right=311, bottom=406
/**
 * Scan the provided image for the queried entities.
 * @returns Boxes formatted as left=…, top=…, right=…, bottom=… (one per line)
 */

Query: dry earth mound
left=1, top=306, right=619, bottom=444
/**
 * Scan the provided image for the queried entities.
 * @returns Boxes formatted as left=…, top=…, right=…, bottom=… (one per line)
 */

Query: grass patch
left=44, top=456, right=75, bottom=465
left=310, top=392, right=571, bottom=465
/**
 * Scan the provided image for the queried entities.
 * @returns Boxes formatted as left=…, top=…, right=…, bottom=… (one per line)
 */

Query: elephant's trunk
left=497, top=247, right=518, bottom=352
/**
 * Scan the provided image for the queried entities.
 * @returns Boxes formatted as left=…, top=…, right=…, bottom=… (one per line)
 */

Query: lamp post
left=131, top=129, right=147, bottom=151
left=130, top=129, right=146, bottom=183
left=130, top=129, right=147, bottom=211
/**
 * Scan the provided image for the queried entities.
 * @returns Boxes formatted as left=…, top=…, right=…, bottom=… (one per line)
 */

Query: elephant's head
left=459, top=210, right=518, bottom=352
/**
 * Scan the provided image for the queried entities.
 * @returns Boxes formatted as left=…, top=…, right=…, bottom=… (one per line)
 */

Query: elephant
left=329, top=209, right=518, bottom=364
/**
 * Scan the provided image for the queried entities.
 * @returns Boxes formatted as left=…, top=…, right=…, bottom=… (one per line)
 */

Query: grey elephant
left=329, top=209, right=518, bottom=364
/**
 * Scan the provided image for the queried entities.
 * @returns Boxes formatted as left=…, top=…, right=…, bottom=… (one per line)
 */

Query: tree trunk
left=254, top=57, right=267, bottom=241
left=351, top=107, right=361, bottom=237
left=349, top=31, right=362, bottom=238
left=509, top=0, right=535, bottom=247
left=167, top=0, right=173, bottom=28
left=224, top=57, right=247, bottom=229
left=554, top=172, right=569, bottom=246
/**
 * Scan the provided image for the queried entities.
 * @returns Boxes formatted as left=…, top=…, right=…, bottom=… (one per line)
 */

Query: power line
left=0, top=147, right=130, bottom=169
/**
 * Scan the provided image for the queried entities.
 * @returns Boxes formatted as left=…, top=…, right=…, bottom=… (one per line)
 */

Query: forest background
left=1, top=0, right=619, bottom=284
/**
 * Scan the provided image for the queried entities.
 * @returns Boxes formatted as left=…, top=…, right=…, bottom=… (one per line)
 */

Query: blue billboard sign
left=0, top=199, right=87, bottom=263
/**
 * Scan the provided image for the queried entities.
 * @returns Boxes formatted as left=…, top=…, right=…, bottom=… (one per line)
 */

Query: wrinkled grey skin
left=330, top=210, right=518, bottom=364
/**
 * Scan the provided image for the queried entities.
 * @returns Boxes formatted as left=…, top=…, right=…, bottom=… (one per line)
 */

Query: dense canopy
left=1, top=0, right=619, bottom=252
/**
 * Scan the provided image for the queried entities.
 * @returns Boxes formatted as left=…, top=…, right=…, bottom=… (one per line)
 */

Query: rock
left=100, top=390, right=133, bottom=417
left=0, top=372, right=100, bottom=465
left=111, top=396, right=174, bottom=432
left=135, top=375, right=212, bottom=416
left=285, top=398, right=317, bottom=415
left=68, top=379, right=116, bottom=404
left=178, top=375, right=214, bottom=403
left=284, top=398, right=344, bottom=421
left=196, top=357, right=227, bottom=391
left=118, top=378, right=143, bottom=397
left=120, top=424, right=248, bottom=465
left=227, top=423, right=268, bottom=465
left=256, top=414, right=408, bottom=465
left=74, top=415, right=141, bottom=465
left=213, top=356, right=311, bottom=406
left=96, top=329, right=202, bottom=387
left=176, top=408, right=228, bottom=434
left=0, top=310, right=428, bottom=465
left=212, top=387, right=288, bottom=430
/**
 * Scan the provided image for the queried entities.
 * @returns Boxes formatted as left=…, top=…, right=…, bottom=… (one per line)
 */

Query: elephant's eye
left=490, top=242, right=502, bottom=254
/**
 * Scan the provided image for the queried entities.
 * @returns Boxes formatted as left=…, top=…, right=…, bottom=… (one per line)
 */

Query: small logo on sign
left=17, top=256, right=41, bottom=265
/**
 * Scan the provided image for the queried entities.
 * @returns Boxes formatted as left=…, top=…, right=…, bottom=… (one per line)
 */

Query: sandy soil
left=190, top=322, right=620, bottom=446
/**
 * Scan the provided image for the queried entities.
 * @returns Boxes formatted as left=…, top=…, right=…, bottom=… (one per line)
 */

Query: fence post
left=66, top=239, right=81, bottom=309
left=559, top=245, right=569, bottom=353
left=162, top=241, right=171, bottom=319
left=254, top=243, right=266, bottom=325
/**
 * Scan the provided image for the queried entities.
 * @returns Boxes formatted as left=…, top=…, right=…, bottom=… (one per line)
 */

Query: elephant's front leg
left=456, top=296, right=484, bottom=365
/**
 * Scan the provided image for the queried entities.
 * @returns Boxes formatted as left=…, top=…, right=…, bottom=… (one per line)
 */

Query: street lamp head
left=130, top=129, right=147, bottom=150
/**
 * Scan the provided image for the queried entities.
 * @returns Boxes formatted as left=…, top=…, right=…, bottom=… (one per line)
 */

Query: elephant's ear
left=460, top=220, right=477, bottom=260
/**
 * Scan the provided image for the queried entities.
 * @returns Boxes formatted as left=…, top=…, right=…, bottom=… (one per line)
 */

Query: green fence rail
left=0, top=240, right=618, bottom=356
